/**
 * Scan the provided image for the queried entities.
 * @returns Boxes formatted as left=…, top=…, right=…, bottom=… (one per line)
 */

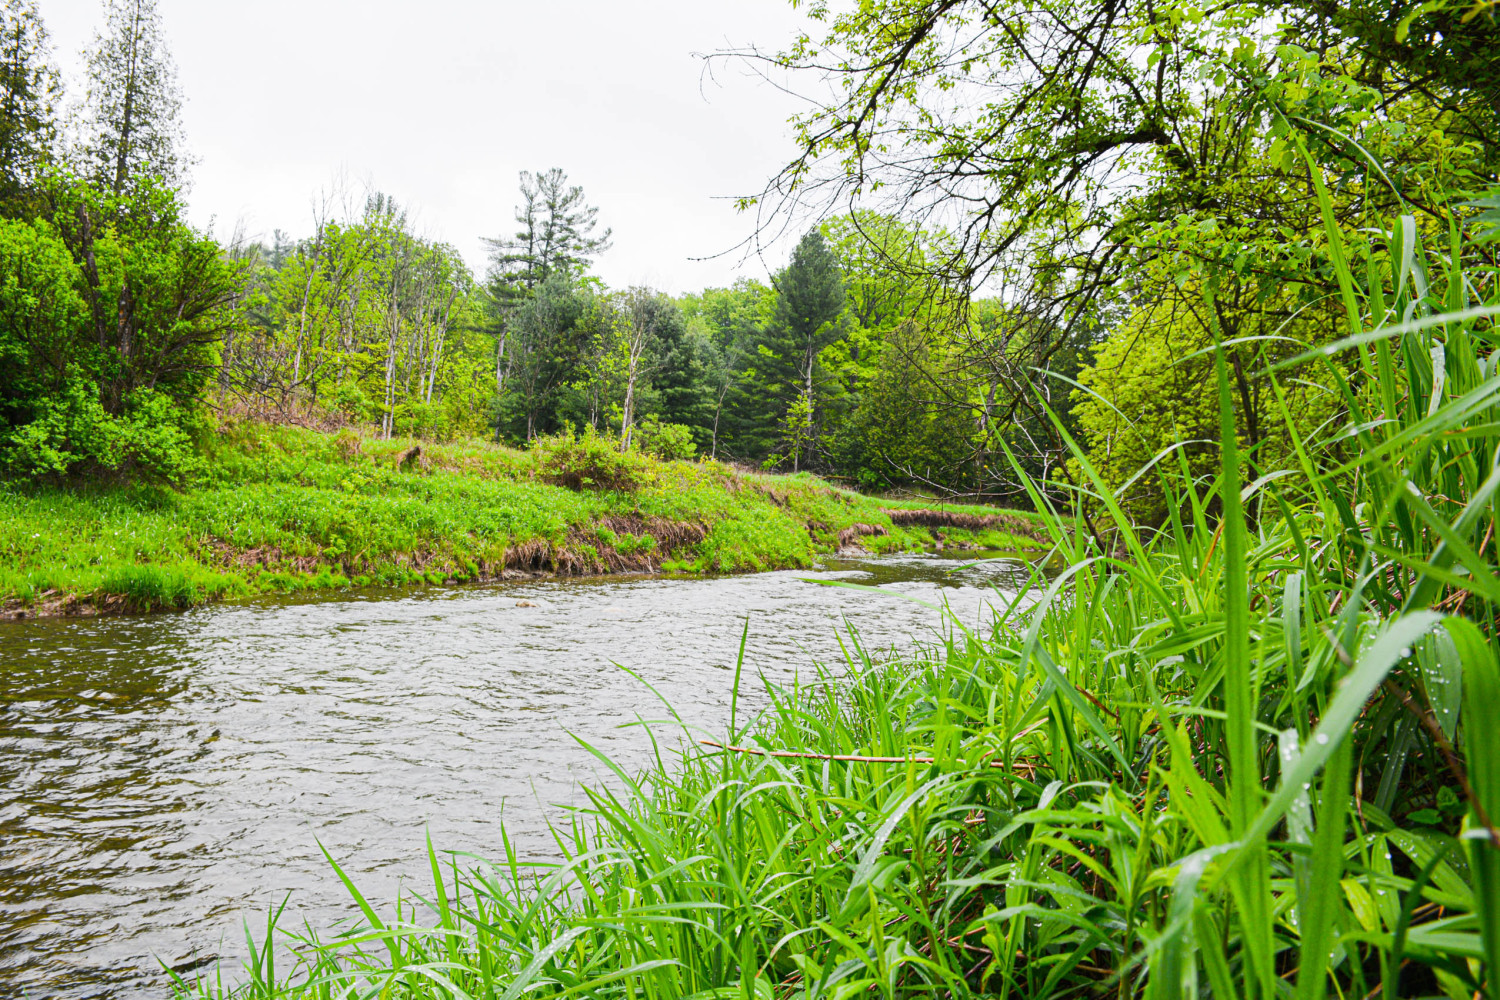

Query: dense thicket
left=0, top=0, right=242, bottom=484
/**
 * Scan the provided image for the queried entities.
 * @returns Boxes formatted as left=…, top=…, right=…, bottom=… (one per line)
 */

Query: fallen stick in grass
left=698, top=740, right=1034, bottom=771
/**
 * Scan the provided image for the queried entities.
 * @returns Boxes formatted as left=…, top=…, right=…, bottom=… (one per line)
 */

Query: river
left=0, top=551, right=1028, bottom=998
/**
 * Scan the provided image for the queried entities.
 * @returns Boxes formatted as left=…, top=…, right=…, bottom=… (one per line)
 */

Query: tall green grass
left=179, top=185, right=1499, bottom=998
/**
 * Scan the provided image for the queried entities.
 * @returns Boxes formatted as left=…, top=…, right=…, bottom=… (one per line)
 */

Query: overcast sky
left=40, top=0, right=816, bottom=294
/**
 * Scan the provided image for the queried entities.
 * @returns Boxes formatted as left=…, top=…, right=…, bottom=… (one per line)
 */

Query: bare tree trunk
left=111, top=4, right=143, bottom=195
left=382, top=293, right=400, bottom=439
left=619, top=289, right=656, bottom=452
left=621, top=364, right=637, bottom=450
left=795, top=347, right=815, bottom=473
left=711, top=384, right=728, bottom=460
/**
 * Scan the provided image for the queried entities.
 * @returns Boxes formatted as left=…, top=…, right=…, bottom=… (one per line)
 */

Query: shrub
left=330, top=381, right=376, bottom=422
left=632, top=417, right=697, bottom=461
left=1, top=381, right=206, bottom=485
left=395, top=399, right=451, bottom=441
left=532, top=427, right=650, bottom=492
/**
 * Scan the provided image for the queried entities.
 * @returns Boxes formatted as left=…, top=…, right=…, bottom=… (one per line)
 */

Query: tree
left=75, top=0, right=187, bottom=196
left=483, top=168, right=609, bottom=432
left=764, top=229, right=845, bottom=471
left=0, top=0, right=58, bottom=213
left=483, top=167, right=610, bottom=302
left=501, top=272, right=587, bottom=440
left=653, top=317, right=720, bottom=453
left=680, top=280, right=771, bottom=460
left=618, top=287, right=668, bottom=450
left=850, top=321, right=974, bottom=491
left=0, top=174, right=242, bottom=482
left=1072, top=277, right=1344, bottom=521
left=739, top=0, right=1499, bottom=380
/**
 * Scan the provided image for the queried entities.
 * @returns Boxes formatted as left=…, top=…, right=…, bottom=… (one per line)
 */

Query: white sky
left=40, top=0, right=816, bottom=294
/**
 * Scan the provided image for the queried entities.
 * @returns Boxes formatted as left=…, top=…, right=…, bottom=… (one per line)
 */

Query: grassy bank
left=0, top=423, right=1043, bottom=616
left=173, top=204, right=1500, bottom=998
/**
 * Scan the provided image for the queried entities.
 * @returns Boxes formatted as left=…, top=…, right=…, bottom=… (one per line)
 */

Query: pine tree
left=483, top=168, right=609, bottom=438
left=75, top=0, right=187, bottom=195
left=0, top=0, right=58, bottom=212
left=483, top=168, right=610, bottom=304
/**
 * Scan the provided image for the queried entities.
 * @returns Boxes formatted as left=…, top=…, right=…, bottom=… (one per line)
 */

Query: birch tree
left=618, top=287, right=666, bottom=451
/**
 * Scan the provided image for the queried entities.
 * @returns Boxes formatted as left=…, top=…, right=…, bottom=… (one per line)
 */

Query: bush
left=394, top=399, right=451, bottom=441
left=632, top=417, right=697, bottom=461
left=0, top=174, right=238, bottom=486
left=1, top=382, right=206, bottom=485
left=531, top=426, right=650, bottom=492
left=330, top=381, right=376, bottom=422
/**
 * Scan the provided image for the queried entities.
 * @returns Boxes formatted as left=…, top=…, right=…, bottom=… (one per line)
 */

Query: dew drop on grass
left=1315, top=733, right=1330, bottom=745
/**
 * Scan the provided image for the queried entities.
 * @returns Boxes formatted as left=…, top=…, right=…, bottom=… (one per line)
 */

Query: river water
left=0, top=551, right=1028, bottom=998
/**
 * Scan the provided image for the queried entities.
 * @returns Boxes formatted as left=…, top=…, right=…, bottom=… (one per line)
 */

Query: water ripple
left=0, top=552, right=1024, bottom=997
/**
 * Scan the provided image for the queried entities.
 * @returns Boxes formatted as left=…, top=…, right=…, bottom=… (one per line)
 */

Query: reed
left=179, top=180, right=1500, bottom=999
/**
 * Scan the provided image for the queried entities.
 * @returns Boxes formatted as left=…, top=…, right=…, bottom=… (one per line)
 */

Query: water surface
left=0, top=552, right=1026, bottom=997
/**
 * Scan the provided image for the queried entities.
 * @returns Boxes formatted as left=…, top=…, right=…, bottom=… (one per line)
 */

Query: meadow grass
left=0, top=425, right=1042, bottom=613
left=174, top=179, right=1500, bottom=998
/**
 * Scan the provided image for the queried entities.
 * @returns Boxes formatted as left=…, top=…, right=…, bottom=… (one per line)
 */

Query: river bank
left=0, top=422, right=1045, bottom=619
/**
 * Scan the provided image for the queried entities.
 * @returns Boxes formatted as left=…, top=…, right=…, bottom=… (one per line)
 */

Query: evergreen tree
left=653, top=319, right=719, bottom=452
left=762, top=229, right=845, bottom=471
left=500, top=272, right=588, bottom=440
left=0, top=0, right=57, bottom=213
left=679, top=280, right=771, bottom=461
left=483, top=168, right=609, bottom=438
left=483, top=168, right=610, bottom=304
left=75, top=0, right=187, bottom=196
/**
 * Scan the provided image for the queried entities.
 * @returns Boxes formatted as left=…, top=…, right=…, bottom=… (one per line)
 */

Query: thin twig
left=699, top=740, right=1035, bottom=772
left=1383, top=678, right=1500, bottom=847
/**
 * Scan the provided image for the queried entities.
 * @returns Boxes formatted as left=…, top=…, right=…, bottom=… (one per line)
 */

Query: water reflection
left=0, top=552, right=1026, bottom=998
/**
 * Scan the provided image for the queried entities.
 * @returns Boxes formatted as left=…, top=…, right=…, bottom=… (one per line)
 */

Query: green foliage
left=0, top=1, right=59, bottom=214
left=846, top=321, right=974, bottom=489
left=483, top=167, right=611, bottom=303
left=756, top=228, right=847, bottom=470
left=630, top=415, right=696, bottom=461
left=3, top=380, right=205, bottom=481
left=0, top=175, right=235, bottom=484
left=532, top=425, right=650, bottom=492
left=227, top=193, right=484, bottom=441
left=76, top=0, right=186, bottom=195
left=1072, top=281, right=1344, bottom=518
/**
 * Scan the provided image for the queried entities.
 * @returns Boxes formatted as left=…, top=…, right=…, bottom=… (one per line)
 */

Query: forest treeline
left=0, top=0, right=1084, bottom=503
left=223, top=190, right=1082, bottom=494
left=0, top=0, right=1497, bottom=515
